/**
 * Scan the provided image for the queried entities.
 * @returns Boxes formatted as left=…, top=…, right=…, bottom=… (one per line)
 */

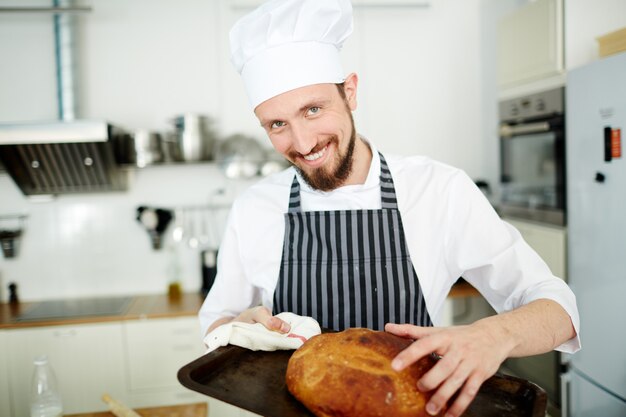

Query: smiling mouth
left=303, top=144, right=328, bottom=161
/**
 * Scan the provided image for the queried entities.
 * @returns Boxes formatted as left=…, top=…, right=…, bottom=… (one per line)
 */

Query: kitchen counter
left=0, top=292, right=205, bottom=329
left=448, top=280, right=480, bottom=298
left=0, top=281, right=479, bottom=330
left=65, top=402, right=207, bottom=417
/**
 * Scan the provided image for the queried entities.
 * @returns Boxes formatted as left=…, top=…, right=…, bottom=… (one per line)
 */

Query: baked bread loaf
left=286, top=328, right=445, bottom=417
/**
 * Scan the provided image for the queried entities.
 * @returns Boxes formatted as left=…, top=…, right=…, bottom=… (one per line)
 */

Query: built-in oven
left=498, top=87, right=566, bottom=416
left=499, top=87, right=565, bottom=226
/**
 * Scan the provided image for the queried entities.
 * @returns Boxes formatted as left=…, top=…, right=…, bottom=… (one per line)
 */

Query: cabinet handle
left=605, top=126, right=612, bottom=162
left=561, top=371, right=571, bottom=417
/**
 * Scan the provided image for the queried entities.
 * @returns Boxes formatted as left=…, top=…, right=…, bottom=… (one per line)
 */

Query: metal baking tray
left=178, top=345, right=547, bottom=417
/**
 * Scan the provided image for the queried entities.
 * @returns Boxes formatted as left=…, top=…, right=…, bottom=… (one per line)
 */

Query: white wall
left=0, top=1, right=57, bottom=122
left=0, top=166, right=256, bottom=301
left=1, top=0, right=486, bottom=171
left=352, top=1, right=484, bottom=172
left=565, top=0, right=626, bottom=71
left=0, top=0, right=487, bottom=302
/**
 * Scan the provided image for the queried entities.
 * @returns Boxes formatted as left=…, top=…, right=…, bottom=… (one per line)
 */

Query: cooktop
left=14, top=296, right=133, bottom=322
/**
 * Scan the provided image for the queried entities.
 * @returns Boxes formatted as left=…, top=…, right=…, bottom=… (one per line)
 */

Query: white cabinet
left=497, top=0, right=564, bottom=87
left=504, top=218, right=567, bottom=280
left=123, top=317, right=264, bottom=417
left=6, top=322, right=128, bottom=417
left=3, top=315, right=258, bottom=416
left=0, top=331, right=11, bottom=417
left=122, top=317, right=207, bottom=407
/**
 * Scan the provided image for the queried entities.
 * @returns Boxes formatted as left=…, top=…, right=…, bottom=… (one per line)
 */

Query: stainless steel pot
left=171, top=114, right=216, bottom=162
left=260, top=149, right=290, bottom=176
left=133, top=129, right=163, bottom=167
left=161, top=131, right=183, bottom=163
left=214, top=134, right=266, bottom=179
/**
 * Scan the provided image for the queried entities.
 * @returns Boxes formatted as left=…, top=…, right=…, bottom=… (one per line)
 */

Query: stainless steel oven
left=499, top=87, right=565, bottom=226
left=498, top=87, right=566, bottom=416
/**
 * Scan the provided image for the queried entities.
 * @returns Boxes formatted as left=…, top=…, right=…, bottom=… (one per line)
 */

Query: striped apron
left=272, top=153, right=432, bottom=331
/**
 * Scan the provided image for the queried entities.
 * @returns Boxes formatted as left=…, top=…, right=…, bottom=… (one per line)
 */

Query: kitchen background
left=1, top=0, right=491, bottom=301
left=3, top=0, right=623, bottom=303
left=1, top=1, right=626, bottom=416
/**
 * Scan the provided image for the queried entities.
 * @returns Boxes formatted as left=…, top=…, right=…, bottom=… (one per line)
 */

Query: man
left=199, top=0, right=580, bottom=416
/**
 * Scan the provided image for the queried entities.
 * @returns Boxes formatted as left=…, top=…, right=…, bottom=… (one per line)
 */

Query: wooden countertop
left=0, top=281, right=479, bottom=330
left=66, top=402, right=207, bottom=417
left=448, top=280, right=481, bottom=298
left=0, top=292, right=205, bottom=330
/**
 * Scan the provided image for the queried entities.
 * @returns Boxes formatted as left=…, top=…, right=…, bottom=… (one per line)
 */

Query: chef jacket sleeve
left=444, top=171, right=581, bottom=353
left=198, top=200, right=263, bottom=338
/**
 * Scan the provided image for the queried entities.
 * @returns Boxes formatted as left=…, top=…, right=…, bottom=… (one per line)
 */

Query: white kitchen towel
left=203, top=312, right=321, bottom=354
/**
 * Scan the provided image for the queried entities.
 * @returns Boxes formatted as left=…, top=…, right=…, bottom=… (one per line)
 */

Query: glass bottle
left=30, top=355, right=63, bottom=417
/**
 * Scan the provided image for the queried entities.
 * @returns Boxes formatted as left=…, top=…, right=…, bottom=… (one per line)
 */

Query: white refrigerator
left=563, top=51, right=626, bottom=416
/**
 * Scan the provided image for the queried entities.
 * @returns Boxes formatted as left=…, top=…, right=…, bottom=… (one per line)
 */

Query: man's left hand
left=384, top=322, right=513, bottom=417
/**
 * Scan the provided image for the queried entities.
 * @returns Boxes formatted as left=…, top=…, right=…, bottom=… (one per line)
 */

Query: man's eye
left=307, top=107, right=320, bottom=115
left=271, top=121, right=285, bottom=129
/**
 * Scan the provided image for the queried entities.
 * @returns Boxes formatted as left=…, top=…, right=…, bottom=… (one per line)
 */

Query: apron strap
left=288, top=175, right=302, bottom=213
left=378, top=152, right=399, bottom=209
left=287, top=152, right=399, bottom=211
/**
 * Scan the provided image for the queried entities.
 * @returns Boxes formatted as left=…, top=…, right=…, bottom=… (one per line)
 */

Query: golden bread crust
left=286, top=328, right=446, bottom=417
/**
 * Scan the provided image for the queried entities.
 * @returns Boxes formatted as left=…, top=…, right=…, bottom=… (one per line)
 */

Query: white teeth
left=303, top=145, right=327, bottom=161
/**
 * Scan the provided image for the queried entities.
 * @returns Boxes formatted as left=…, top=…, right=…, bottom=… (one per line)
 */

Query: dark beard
left=295, top=128, right=356, bottom=192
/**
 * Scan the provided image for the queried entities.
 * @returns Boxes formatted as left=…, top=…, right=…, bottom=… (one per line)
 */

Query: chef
left=199, top=0, right=581, bottom=416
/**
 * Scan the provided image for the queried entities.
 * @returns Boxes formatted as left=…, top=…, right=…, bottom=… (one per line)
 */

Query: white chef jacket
left=199, top=141, right=581, bottom=353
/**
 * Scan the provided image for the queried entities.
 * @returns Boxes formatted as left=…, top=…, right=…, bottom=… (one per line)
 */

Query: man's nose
left=290, top=122, right=316, bottom=155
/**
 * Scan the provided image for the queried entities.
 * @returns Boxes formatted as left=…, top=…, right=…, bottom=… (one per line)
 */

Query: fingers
left=236, top=306, right=291, bottom=333
left=385, top=322, right=441, bottom=340
left=267, top=315, right=291, bottom=333
left=417, top=348, right=462, bottom=391
left=385, top=323, right=501, bottom=417
left=390, top=330, right=446, bottom=371
left=421, top=356, right=471, bottom=416
left=420, top=353, right=485, bottom=416
left=435, top=373, right=484, bottom=417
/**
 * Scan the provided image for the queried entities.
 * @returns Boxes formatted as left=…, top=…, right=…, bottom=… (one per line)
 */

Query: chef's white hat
left=230, top=0, right=353, bottom=109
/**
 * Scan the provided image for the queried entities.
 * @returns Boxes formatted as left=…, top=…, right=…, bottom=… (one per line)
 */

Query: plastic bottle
left=30, top=355, right=63, bottom=417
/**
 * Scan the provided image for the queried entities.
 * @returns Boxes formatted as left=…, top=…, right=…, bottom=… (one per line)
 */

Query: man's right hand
left=206, top=306, right=291, bottom=334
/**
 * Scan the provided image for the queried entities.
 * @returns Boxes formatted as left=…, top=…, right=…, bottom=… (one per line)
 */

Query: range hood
left=0, top=120, right=129, bottom=195
left=0, top=1, right=130, bottom=196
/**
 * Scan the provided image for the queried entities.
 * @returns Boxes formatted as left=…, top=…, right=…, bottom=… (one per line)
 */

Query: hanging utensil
left=186, top=209, right=199, bottom=249
left=198, top=209, right=211, bottom=248
left=136, top=206, right=172, bottom=250
left=0, top=214, right=27, bottom=258
left=172, top=208, right=185, bottom=244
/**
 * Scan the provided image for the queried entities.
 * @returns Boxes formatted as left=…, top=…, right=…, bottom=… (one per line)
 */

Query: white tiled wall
left=0, top=0, right=495, bottom=302
left=0, top=164, right=255, bottom=302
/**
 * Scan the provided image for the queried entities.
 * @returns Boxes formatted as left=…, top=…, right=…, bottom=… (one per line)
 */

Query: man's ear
left=343, top=72, right=358, bottom=111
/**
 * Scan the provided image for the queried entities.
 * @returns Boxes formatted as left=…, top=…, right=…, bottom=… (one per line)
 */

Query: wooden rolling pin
left=101, top=394, right=142, bottom=417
